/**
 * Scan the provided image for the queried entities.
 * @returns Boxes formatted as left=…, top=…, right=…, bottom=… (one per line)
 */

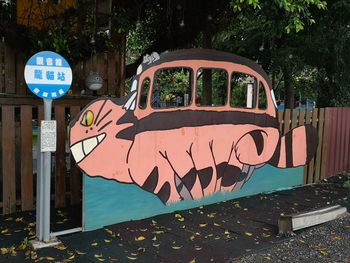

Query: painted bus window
left=258, top=81, right=267, bottom=109
left=230, top=73, right=257, bottom=109
left=152, top=67, right=192, bottom=109
left=196, top=68, right=228, bottom=106
left=139, top=77, right=150, bottom=109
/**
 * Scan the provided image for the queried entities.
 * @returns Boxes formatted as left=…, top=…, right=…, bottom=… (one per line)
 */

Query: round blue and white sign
left=24, top=51, right=72, bottom=99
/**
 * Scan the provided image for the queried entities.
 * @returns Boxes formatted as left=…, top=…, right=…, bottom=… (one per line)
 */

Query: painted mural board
left=69, top=49, right=318, bottom=230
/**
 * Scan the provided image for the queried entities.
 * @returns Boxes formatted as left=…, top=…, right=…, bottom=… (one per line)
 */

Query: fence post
left=2, top=106, right=16, bottom=214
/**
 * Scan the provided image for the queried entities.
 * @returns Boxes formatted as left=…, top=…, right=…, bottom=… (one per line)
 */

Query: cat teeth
left=70, top=133, right=106, bottom=164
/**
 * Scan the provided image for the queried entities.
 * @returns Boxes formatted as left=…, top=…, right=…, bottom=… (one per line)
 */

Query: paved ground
left=0, top=174, right=349, bottom=262
left=233, top=215, right=350, bottom=263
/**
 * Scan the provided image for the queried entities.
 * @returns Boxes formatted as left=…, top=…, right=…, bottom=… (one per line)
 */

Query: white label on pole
left=41, top=120, right=57, bottom=152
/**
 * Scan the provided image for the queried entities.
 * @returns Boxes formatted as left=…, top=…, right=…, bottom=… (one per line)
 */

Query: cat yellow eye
left=81, top=110, right=94, bottom=127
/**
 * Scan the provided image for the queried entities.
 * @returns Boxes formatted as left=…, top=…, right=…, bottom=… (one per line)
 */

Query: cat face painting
left=69, top=49, right=318, bottom=205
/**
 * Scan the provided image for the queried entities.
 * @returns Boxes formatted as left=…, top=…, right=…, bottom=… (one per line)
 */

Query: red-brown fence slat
left=0, top=38, right=4, bottom=93
left=340, top=108, right=347, bottom=173
left=314, top=108, right=325, bottom=183
left=291, top=109, right=298, bottom=129
left=321, top=108, right=331, bottom=179
left=16, top=57, right=26, bottom=95
left=334, top=108, right=342, bottom=174
left=303, top=109, right=312, bottom=184
left=345, top=108, right=350, bottom=172
left=69, top=106, right=82, bottom=205
left=283, top=109, right=291, bottom=135
left=96, top=53, right=107, bottom=96
left=55, top=105, right=67, bottom=208
left=4, top=45, right=16, bottom=94
left=20, top=105, right=33, bottom=210
left=2, top=106, right=16, bottom=214
left=298, top=107, right=305, bottom=127
left=107, top=51, right=116, bottom=96
left=307, top=108, right=318, bottom=184
left=278, top=110, right=284, bottom=132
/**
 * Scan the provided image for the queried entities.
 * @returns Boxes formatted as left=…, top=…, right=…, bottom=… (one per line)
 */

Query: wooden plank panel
left=298, top=108, right=305, bottom=126
left=340, top=108, right=347, bottom=173
left=4, top=45, right=16, bottom=93
left=0, top=39, right=4, bottom=93
left=321, top=108, right=330, bottom=179
left=278, top=110, right=284, bottom=132
left=345, top=108, right=350, bottom=172
left=55, top=105, right=66, bottom=208
left=69, top=106, right=82, bottom=205
left=291, top=109, right=298, bottom=129
left=283, top=109, right=291, bottom=135
left=20, top=106, right=33, bottom=210
left=314, top=108, right=325, bottom=183
left=307, top=108, right=318, bottom=184
left=16, top=58, right=26, bottom=95
left=38, top=105, right=44, bottom=123
left=303, top=109, right=312, bottom=184
left=96, top=53, right=107, bottom=95
left=335, top=108, right=342, bottom=174
left=107, top=51, right=116, bottom=96
left=2, top=106, right=16, bottom=214
left=326, top=108, right=336, bottom=177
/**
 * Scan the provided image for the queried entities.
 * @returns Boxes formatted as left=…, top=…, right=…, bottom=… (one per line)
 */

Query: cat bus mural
left=69, top=49, right=318, bottom=205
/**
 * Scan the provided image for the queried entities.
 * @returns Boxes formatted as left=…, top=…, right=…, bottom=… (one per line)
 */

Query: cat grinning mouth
left=70, top=133, right=106, bottom=164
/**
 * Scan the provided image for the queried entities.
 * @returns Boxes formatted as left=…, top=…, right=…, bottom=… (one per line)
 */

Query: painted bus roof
left=141, top=49, right=272, bottom=89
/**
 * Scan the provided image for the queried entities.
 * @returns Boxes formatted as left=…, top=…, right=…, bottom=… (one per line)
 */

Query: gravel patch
left=232, top=214, right=350, bottom=263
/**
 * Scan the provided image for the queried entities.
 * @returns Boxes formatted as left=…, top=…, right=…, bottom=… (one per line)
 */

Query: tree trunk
left=283, top=64, right=294, bottom=109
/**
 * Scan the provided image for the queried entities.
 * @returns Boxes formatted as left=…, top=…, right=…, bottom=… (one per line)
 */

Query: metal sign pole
left=24, top=50, right=72, bottom=248
left=43, top=99, right=52, bottom=242
left=36, top=130, right=44, bottom=241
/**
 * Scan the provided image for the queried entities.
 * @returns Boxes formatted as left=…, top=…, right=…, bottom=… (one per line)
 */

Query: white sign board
left=40, top=120, right=57, bottom=152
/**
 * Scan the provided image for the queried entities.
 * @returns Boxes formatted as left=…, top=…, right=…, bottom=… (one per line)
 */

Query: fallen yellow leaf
left=135, top=236, right=145, bottom=241
left=127, top=256, right=137, bottom=260
left=245, top=232, right=253, bottom=237
left=189, top=259, right=196, bottom=263
left=75, top=250, right=86, bottom=255
left=104, top=239, right=111, bottom=243
left=199, top=223, right=207, bottom=227
left=1, top=248, right=8, bottom=254
left=172, top=246, right=182, bottom=250
left=91, top=242, right=98, bottom=246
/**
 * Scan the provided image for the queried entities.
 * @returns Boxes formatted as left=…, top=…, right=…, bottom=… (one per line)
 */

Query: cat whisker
left=97, top=120, right=112, bottom=132
left=96, top=109, right=112, bottom=127
left=94, top=100, right=107, bottom=125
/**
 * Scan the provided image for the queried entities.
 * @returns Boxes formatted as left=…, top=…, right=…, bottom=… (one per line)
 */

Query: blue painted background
left=83, top=165, right=304, bottom=231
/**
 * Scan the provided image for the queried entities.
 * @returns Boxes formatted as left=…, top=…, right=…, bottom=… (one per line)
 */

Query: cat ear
left=123, top=91, right=137, bottom=111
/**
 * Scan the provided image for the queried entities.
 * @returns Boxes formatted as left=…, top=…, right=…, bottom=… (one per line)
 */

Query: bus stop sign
left=24, top=51, right=72, bottom=99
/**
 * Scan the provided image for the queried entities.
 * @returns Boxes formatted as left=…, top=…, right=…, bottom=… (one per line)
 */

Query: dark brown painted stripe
left=250, top=130, right=265, bottom=156
left=197, top=167, right=213, bottom=189
left=116, top=110, right=278, bottom=140
left=305, top=124, right=318, bottom=163
left=221, top=165, right=244, bottom=187
left=142, top=167, right=159, bottom=193
left=268, top=138, right=281, bottom=167
left=156, top=182, right=170, bottom=204
left=285, top=130, right=293, bottom=167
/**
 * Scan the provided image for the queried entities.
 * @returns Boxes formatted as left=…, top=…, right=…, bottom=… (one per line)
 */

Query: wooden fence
left=0, top=38, right=125, bottom=97
left=0, top=101, right=90, bottom=215
left=0, top=106, right=349, bottom=215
